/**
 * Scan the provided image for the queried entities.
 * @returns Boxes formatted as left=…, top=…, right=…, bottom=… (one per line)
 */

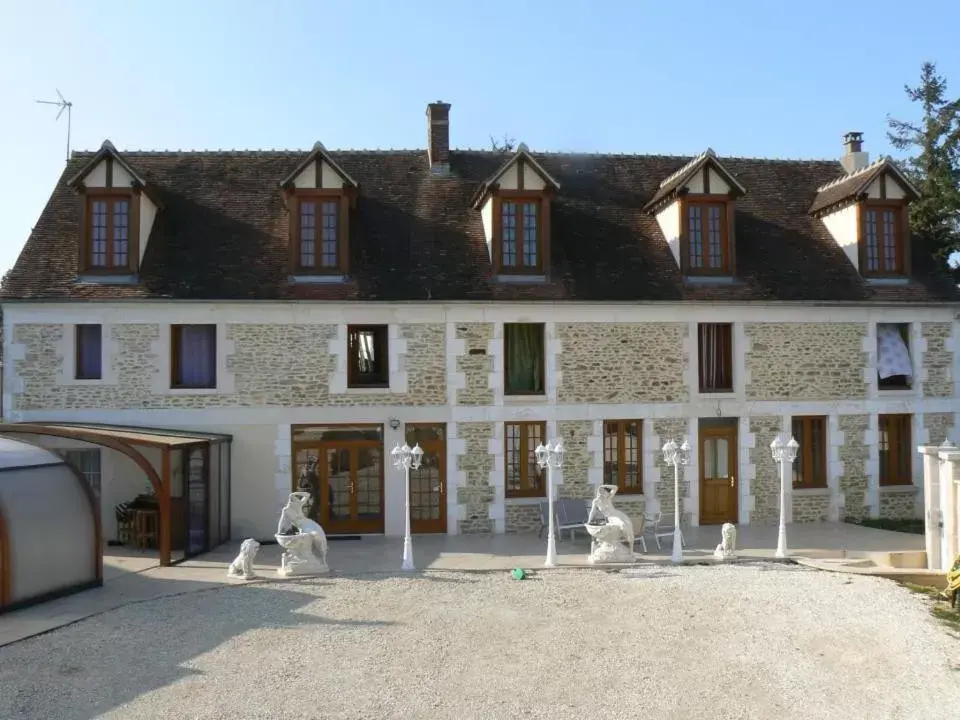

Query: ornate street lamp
left=391, top=442, right=424, bottom=571
left=534, top=439, right=565, bottom=567
left=770, top=434, right=800, bottom=559
left=661, top=438, right=691, bottom=563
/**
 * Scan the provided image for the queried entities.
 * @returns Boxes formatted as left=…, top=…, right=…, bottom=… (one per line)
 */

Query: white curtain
left=876, top=324, right=913, bottom=380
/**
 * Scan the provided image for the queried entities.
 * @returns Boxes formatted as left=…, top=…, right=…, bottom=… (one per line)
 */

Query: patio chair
left=648, top=511, right=686, bottom=550
left=633, top=513, right=648, bottom=553
left=537, top=498, right=590, bottom=540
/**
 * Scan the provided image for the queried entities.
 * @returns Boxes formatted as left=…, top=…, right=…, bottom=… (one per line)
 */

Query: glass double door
left=293, top=440, right=384, bottom=534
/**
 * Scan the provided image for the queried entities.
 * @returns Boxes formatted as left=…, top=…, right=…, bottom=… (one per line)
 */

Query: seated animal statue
left=713, top=523, right=737, bottom=560
left=584, top=484, right=636, bottom=563
left=227, top=538, right=261, bottom=580
left=276, top=491, right=329, bottom=576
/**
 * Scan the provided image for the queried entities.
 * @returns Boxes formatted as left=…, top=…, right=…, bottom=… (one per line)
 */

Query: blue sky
left=1, top=0, right=959, bottom=275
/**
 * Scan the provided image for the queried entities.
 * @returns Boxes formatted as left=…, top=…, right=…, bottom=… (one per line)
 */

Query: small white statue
left=276, top=491, right=329, bottom=576
left=713, top=522, right=737, bottom=560
left=584, top=485, right=636, bottom=564
left=227, top=538, right=261, bottom=580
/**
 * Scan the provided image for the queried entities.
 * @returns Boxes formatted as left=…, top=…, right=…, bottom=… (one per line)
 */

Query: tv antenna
left=36, top=89, right=73, bottom=162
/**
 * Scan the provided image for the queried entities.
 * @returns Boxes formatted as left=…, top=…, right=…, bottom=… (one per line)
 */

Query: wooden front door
left=406, top=423, right=447, bottom=534
left=292, top=428, right=384, bottom=535
left=699, top=424, right=738, bottom=525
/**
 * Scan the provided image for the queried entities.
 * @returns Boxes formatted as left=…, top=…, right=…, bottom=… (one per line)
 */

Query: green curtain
left=505, top=325, right=542, bottom=393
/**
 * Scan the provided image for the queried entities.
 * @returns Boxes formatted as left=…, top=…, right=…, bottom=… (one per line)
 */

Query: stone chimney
left=840, top=131, right=869, bottom=174
left=426, top=101, right=451, bottom=174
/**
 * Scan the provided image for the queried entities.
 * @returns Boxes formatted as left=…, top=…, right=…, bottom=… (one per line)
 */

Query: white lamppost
left=391, top=442, right=424, bottom=571
left=661, top=438, right=691, bottom=563
left=534, top=439, right=565, bottom=567
left=770, top=434, right=800, bottom=559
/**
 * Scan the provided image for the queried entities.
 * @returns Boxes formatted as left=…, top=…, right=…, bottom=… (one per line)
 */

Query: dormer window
left=687, top=199, right=730, bottom=274
left=863, top=203, right=904, bottom=276
left=497, top=195, right=542, bottom=273
left=297, top=194, right=343, bottom=272
left=83, top=191, right=137, bottom=272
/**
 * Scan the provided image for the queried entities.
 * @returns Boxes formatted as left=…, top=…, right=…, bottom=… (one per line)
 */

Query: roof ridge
left=815, top=155, right=890, bottom=192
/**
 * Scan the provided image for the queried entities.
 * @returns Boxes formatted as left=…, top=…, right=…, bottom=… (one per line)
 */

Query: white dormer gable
left=280, top=142, right=359, bottom=191
left=67, top=140, right=160, bottom=276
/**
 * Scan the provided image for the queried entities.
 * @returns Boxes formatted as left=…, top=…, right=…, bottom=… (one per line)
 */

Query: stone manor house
left=1, top=101, right=958, bottom=561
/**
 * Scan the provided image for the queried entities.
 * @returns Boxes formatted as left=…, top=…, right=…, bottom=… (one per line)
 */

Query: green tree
left=887, top=61, right=960, bottom=276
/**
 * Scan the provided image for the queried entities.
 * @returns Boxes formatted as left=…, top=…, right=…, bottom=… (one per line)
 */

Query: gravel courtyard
left=1, top=564, right=958, bottom=719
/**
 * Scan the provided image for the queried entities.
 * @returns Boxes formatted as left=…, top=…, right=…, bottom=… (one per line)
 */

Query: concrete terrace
left=0, top=522, right=928, bottom=647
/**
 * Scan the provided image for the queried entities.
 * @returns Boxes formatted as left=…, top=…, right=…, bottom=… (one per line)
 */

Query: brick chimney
left=426, top=101, right=451, bottom=174
left=840, top=131, right=869, bottom=174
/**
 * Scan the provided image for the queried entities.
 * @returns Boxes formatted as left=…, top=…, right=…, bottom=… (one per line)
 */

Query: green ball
left=511, top=567, right=526, bottom=580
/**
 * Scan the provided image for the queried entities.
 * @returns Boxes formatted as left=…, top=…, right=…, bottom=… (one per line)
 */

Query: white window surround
left=865, top=321, right=926, bottom=400
left=488, top=322, right=561, bottom=406
left=328, top=324, right=408, bottom=395
left=55, top=323, right=119, bottom=386
left=151, top=323, right=236, bottom=396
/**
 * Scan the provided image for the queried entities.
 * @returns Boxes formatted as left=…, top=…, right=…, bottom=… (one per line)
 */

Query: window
left=603, top=420, right=643, bottom=494
left=64, top=449, right=102, bottom=499
left=698, top=323, right=733, bottom=392
left=504, top=323, right=545, bottom=395
left=791, top=416, right=827, bottom=489
left=171, top=324, right=217, bottom=389
left=687, top=200, right=729, bottom=274
left=75, top=324, right=102, bottom=380
left=297, top=196, right=341, bottom=272
left=877, top=323, right=913, bottom=390
left=85, top=194, right=133, bottom=271
left=879, top=414, right=912, bottom=486
left=505, top=421, right=545, bottom=497
left=863, top=204, right=904, bottom=276
left=347, top=325, right=389, bottom=388
left=497, top=197, right=542, bottom=273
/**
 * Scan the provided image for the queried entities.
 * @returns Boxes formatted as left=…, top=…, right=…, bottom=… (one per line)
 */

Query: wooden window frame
left=504, top=420, right=546, bottom=498
left=289, top=189, right=350, bottom=275
left=860, top=200, right=908, bottom=277
left=74, top=324, right=103, bottom=380
left=347, top=325, right=389, bottom=389
left=697, top=323, right=733, bottom=393
left=680, top=195, right=734, bottom=276
left=170, top=324, right=218, bottom=390
left=879, top=414, right=913, bottom=487
left=877, top=323, right=912, bottom=391
left=503, top=322, right=546, bottom=396
left=80, top=189, right=139, bottom=274
left=603, top=420, right=643, bottom=495
left=791, top=416, right=827, bottom=489
left=493, top=191, right=549, bottom=275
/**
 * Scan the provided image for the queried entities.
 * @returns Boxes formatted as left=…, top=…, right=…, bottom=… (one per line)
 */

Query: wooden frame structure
left=0, top=422, right=232, bottom=567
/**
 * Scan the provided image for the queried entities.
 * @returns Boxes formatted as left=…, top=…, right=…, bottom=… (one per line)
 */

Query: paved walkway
left=0, top=522, right=926, bottom=647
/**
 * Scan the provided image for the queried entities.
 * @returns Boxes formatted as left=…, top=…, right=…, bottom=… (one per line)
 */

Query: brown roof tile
left=2, top=148, right=957, bottom=304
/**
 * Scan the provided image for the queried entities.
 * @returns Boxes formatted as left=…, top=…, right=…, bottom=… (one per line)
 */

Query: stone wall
left=455, top=422, right=494, bottom=534
left=837, top=414, right=869, bottom=521
left=652, top=418, right=689, bottom=521
left=879, top=489, right=919, bottom=520
left=924, top=412, right=954, bottom=446
left=922, top=323, right=953, bottom=398
left=557, top=323, right=688, bottom=403
left=745, top=323, right=867, bottom=400
left=505, top=504, right=541, bottom=534
left=793, top=492, right=831, bottom=523
left=748, top=416, right=782, bottom=524
left=557, top=420, right=594, bottom=500
left=455, top=323, right=494, bottom=406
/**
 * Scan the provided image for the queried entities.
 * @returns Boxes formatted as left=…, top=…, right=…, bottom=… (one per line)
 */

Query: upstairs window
left=879, top=414, right=912, bottom=486
left=687, top=200, right=729, bottom=275
left=863, top=204, right=904, bottom=276
left=603, top=420, right=643, bottom=494
left=298, top=196, right=341, bottom=272
left=347, top=325, right=389, bottom=388
left=791, top=416, right=827, bottom=489
left=698, top=323, right=733, bottom=392
left=75, top=324, right=102, bottom=380
left=84, top=194, right=133, bottom=271
left=504, top=323, right=545, bottom=395
left=497, top=197, right=542, bottom=274
left=877, top=323, right=913, bottom=390
left=171, top=324, right=217, bottom=389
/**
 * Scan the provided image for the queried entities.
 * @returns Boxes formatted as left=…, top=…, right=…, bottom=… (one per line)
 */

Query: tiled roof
left=2, top=148, right=957, bottom=304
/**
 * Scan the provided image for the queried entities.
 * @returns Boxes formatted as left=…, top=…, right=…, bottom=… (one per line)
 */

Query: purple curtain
left=77, top=324, right=102, bottom=379
left=178, top=325, right=216, bottom=387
